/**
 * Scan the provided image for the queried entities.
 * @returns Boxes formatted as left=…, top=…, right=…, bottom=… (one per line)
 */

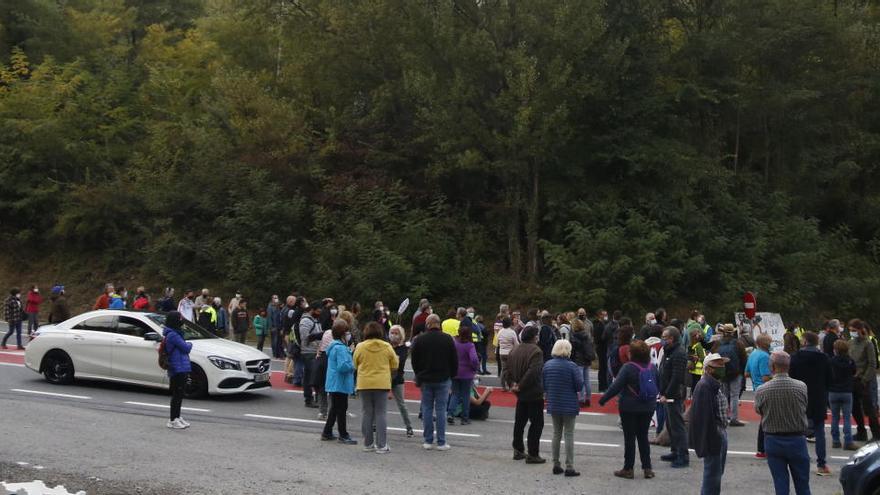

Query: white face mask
left=330, top=309, right=338, bottom=316
left=34, top=289, right=39, bottom=293
left=649, top=319, right=657, bottom=325
left=467, top=312, right=475, bottom=319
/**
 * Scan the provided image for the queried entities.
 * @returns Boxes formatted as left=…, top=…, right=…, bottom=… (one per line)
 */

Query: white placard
left=735, top=312, right=786, bottom=349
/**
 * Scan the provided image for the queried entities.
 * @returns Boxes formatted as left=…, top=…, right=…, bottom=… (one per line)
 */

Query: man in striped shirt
left=755, top=350, right=811, bottom=495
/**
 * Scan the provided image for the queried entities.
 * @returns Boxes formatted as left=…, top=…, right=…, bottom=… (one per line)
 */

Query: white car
left=24, top=310, right=272, bottom=398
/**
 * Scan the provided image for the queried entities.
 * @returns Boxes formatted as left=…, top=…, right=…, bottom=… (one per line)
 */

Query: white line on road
left=0, top=351, right=25, bottom=356
left=124, top=401, right=211, bottom=412
left=11, top=388, right=91, bottom=400
left=539, top=439, right=620, bottom=448
left=0, top=362, right=24, bottom=367
left=244, top=414, right=481, bottom=437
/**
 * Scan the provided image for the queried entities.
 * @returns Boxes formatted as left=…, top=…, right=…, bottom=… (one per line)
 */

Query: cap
left=51, top=285, right=64, bottom=295
left=703, top=353, right=730, bottom=368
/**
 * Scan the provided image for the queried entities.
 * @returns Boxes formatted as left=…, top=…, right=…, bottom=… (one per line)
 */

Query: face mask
left=34, top=289, right=39, bottom=293
left=467, top=312, right=475, bottom=319
left=603, top=316, right=609, bottom=321
left=15, top=294, right=20, bottom=299
left=649, top=319, right=657, bottom=325
left=709, top=367, right=725, bottom=380
left=122, top=291, right=128, bottom=298
left=379, top=306, right=385, bottom=313
left=344, top=332, right=351, bottom=343
left=390, top=333, right=402, bottom=345
left=330, top=309, right=338, bottom=316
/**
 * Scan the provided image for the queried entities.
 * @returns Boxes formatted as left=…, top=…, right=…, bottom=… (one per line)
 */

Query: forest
left=1, top=0, right=879, bottom=323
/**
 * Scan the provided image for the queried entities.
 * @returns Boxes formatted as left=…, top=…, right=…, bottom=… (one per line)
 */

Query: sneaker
left=728, top=419, right=745, bottom=427
left=363, top=444, right=376, bottom=452
left=806, top=435, right=816, bottom=443
left=614, top=469, right=634, bottom=479
left=375, top=446, right=391, bottom=454
left=339, top=437, right=357, bottom=445
left=317, top=413, right=327, bottom=420
left=525, top=455, right=546, bottom=464
left=447, top=416, right=455, bottom=425
left=166, top=419, right=186, bottom=429
left=816, top=465, right=832, bottom=476
left=422, top=443, right=434, bottom=450
left=564, top=469, right=581, bottom=477
left=513, top=450, right=526, bottom=460
left=436, top=444, right=451, bottom=451
left=178, top=417, right=191, bottom=428
left=406, top=426, right=414, bottom=438
left=755, top=452, right=767, bottom=459
left=321, top=434, right=337, bottom=441
left=553, top=464, right=564, bottom=475
left=832, top=441, right=842, bottom=449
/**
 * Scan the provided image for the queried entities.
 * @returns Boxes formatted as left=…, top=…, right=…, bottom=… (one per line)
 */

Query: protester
left=745, top=334, right=773, bottom=458
left=688, top=328, right=706, bottom=396
left=538, top=311, right=557, bottom=362
left=659, top=327, right=689, bottom=468
left=465, top=384, right=492, bottom=420
left=24, top=285, right=42, bottom=337
left=600, top=340, right=657, bottom=480
left=227, top=292, right=241, bottom=333
left=496, top=317, right=520, bottom=391
left=254, top=309, right=268, bottom=352
left=503, top=326, right=546, bottom=464
left=443, top=307, right=465, bottom=337
left=322, top=319, right=357, bottom=445
left=354, top=322, right=398, bottom=454
left=299, top=301, right=324, bottom=408
left=639, top=312, right=656, bottom=341
left=197, top=299, right=218, bottom=335
left=157, top=288, right=175, bottom=312
left=388, top=325, right=414, bottom=437
left=569, top=317, right=596, bottom=406
left=789, top=331, right=833, bottom=476
left=47, top=285, right=70, bottom=324
left=447, top=322, right=480, bottom=426
left=828, top=339, right=859, bottom=450
left=177, top=289, right=195, bottom=322
left=194, top=288, right=210, bottom=311
left=411, top=314, right=457, bottom=451
left=714, top=324, right=747, bottom=427
left=372, top=300, right=391, bottom=336
left=93, top=283, right=113, bottom=310
left=214, top=298, right=227, bottom=338
left=755, top=350, right=811, bottom=495
left=132, top=286, right=150, bottom=310
left=543, top=339, right=584, bottom=477
left=232, top=299, right=249, bottom=344
left=108, top=286, right=126, bottom=309
left=267, top=295, right=283, bottom=359
left=474, top=314, right=490, bottom=375
left=616, top=325, right=634, bottom=372
left=163, top=311, right=192, bottom=429
left=689, top=353, right=730, bottom=495
left=823, top=319, right=841, bottom=357
left=849, top=318, right=880, bottom=442
left=1, top=288, right=24, bottom=350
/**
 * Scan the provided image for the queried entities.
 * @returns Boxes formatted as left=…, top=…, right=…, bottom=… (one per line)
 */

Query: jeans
left=323, top=392, right=349, bottom=438
left=391, top=383, right=412, bottom=429
left=420, top=379, right=451, bottom=446
left=301, top=354, right=316, bottom=402
left=721, top=375, right=742, bottom=421
left=808, top=415, right=826, bottom=468
left=26, top=312, right=38, bottom=334
left=447, top=378, right=472, bottom=420
left=765, top=434, right=811, bottom=495
left=513, top=398, right=544, bottom=456
left=656, top=401, right=666, bottom=435
left=475, top=341, right=488, bottom=373
left=829, top=391, right=853, bottom=445
left=1, top=320, right=22, bottom=348
left=360, top=389, right=388, bottom=448
left=551, top=415, right=576, bottom=469
left=270, top=329, right=282, bottom=358
left=169, top=372, right=188, bottom=421
left=294, top=358, right=304, bottom=385
left=621, top=411, right=652, bottom=470
left=665, top=401, right=688, bottom=459
left=579, top=365, right=591, bottom=403
left=701, top=431, right=727, bottom=495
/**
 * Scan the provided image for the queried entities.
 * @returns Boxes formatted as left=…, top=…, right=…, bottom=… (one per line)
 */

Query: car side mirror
left=144, top=332, right=162, bottom=341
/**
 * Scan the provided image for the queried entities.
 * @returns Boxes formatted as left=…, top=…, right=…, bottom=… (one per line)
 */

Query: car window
left=145, top=314, right=217, bottom=340
left=116, top=316, right=156, bottom=337
left=72, top=315, right=117, bottom=333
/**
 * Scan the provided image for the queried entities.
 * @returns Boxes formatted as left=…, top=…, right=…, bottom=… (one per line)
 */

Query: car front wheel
left=42, top=351, right=75, bottom=385
left=184, top=365, right=208, bottom=399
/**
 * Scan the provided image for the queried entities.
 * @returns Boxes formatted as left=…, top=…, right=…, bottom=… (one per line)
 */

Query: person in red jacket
left=25, top=285, right=43, bottom=337
left=93, top=283, right=114, bottom=310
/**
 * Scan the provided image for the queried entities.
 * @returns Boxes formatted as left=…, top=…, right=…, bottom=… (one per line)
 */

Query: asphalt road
left=0, top=343, right=848, bottom=495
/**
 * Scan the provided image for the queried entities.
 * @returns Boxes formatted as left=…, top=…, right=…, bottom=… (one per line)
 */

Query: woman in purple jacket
left=163, top=311, right=193, bottom=429
left=447, top=323, right=480, bottom=425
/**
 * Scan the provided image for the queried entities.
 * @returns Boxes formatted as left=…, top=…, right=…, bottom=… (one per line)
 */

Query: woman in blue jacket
left=543, top=339, right=585, bottom=477
left=163, top=311, right=192, bottom=429
left=322, top=319, right=357, bottom=444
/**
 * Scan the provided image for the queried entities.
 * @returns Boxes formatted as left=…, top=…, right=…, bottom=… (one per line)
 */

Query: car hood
left=190, top=339, right=268, bottom=362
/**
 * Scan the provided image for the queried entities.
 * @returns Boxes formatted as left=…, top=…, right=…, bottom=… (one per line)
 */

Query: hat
left=719, top=324, right=736, bottom=334
left=51, top=285, right=64, bottom=295
left=703, top=353, right=730, bottom=368
left=644, top=336, right=661, bottom=346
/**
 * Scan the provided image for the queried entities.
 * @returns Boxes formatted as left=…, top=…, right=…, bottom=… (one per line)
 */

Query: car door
left=69, top=315, right=117, bottom=377
left=112, top=316, right=167, bottom=387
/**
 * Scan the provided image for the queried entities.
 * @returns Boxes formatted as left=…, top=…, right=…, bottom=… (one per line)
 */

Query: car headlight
left=849, top=442, right=880, bottom=465
left=207, top=356, right=241, bottom=371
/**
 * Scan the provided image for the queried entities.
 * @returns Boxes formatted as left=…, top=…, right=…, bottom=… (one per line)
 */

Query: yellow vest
left=442, top=318, right=460, bottom=338
left=690, top=343, right=705, bottom=376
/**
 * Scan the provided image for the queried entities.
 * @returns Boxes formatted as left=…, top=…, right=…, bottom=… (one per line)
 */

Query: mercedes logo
left=258, top=363, right=268, bottom=373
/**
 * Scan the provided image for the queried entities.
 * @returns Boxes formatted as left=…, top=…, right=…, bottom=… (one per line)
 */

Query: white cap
left=703, top=353, right=730, bottom=368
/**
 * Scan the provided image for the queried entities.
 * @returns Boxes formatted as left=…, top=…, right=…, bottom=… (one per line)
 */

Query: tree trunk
left=507, top=187, right=522, bottom=282
left=275, top=0, right=285, bottom=83
left=763, top=116, right=771, bottom=183
left=525, top=161, right=540, bottom=281
left=733, top=101, right=741, bottom=175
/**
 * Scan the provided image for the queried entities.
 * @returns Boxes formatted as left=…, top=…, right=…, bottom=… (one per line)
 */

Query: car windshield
left=146, top=314, right=217, bottom=340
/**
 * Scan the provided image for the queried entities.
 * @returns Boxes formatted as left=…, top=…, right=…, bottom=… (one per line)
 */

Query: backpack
left=717, top=340, right=740, bottom=378
left=628, top=362, right=659, bottom=402
left=157, top=336, right=169, bottom=370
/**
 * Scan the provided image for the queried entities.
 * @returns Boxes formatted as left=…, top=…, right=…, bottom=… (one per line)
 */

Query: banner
left=735, top=312, right=786, bottom=350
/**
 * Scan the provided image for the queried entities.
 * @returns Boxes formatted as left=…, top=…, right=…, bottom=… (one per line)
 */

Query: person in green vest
left=687, top=328, right=707, bottom=397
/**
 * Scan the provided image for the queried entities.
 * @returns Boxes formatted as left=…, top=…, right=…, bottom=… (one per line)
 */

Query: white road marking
left=15, top=462, right=28, bottom=466
left=0, top=362, right=24, bottom=367
left=11, top=388, right=91, bottom=400
left=539, top=439, right=620, bottom=448
left=124, top=401, right=211, bottom=412
left=245, top=414, right=481, bottom=437
left=0, top=351, right=25, bottom=356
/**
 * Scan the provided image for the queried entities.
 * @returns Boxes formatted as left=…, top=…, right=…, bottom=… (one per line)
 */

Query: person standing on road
left=496, top=317, right=520, bottom=392
left=594, top=309, right=609, bottom=391
left=538, top=311, right=557, bottom=362
left=687, top=328, right=706, bottom=397
left=353, top=322, right=398, bottom=454
left=132, top=286, right=150, bottom=311
left=569, top=317, right=595, bottom=406
left=411, top=313, right=458, bottom=451
left=448, top=322, right=480, bottom=426
left=232, top=299, right=249, bottom=344
left=600, top=340, right=657, bottom=480
left=828, top=339, right=859, bottom=450
left=267, top=295, right=283, bottom=358
left=254, top=309, right=268, bottom=352
left=388, top=325, right=414, bottom=437
left=25, top=285, right=42, bottom=338
left=745, top=334, right=773, bottom=458
left=163, top=311, right=192, bottom=429
left=2, top=288, right=24, bottom=350
left=754, top=350, right=811, bottom=495
left=93, top=283, right=113, bottom=310
left=850, top=319, right=880, bottom=442
left=194, top=288, right=210, bottom=312
left=48, top=285, right=70, bottom=324
left=689, top=353, right=730, bottom=495
left=823, top=319, right=841, bottom=358
left=157, top=288, right=175, bottom=313
left=543, top=339, right=584, bottom=477
left=789, top=331, right=833, bottom=477
left=177, top=289, right=195, bottom=322
left=197, top=299, right=218, bottom=335
left=299, top=301, right=324, bottom=408
left=659, top=326, right=689, bottom=468
left=322, top=319, right=357, bottom=445
left=713, top=324, right=747, bottom=427
left=227, top=292, right=241, bottom=334
left=503, top=325, right=546, bottom=464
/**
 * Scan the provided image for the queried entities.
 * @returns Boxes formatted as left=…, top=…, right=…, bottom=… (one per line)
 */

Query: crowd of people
left=3, top=283, right=877, bottom=494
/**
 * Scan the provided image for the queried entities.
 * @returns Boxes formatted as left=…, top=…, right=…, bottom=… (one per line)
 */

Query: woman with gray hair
left=542, top=339, right=585, bottom=477
left=389, top=325, right=414, bottom=437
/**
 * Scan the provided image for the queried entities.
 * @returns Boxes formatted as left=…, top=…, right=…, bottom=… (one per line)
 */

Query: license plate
left=255, top=372, right=270, bottom=383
